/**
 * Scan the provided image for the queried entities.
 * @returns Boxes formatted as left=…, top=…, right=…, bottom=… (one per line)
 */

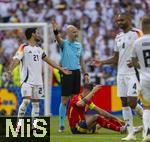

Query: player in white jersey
left=132, top=15, right=150, bottom=142
left=91, top=12, right=143, bottom=141
left=6, top=28, right=71, bottom=133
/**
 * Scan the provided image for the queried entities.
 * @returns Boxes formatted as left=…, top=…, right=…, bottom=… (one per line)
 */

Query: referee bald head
left=66, top=25, right=78, bottom=42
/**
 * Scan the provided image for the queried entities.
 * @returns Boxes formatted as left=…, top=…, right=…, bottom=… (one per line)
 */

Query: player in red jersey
left=67, top=83, right=127, bottom=134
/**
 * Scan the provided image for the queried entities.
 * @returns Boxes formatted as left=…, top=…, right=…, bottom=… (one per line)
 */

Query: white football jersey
left=114, top=28, right=143, bottom=75
left=132, top=35, right=150, bottom=81
left=13, top=44, right=46, bottom=85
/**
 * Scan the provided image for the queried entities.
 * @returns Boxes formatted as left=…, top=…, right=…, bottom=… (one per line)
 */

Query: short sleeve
left=41, top=49, right=47, bottom=59
left=42, top=52, right=46, bottom=59
left=132, top=40, right=138, bottom=58
left=114, top=38, right=119, bottom=52
left=13, top=44, right=25, bottom=60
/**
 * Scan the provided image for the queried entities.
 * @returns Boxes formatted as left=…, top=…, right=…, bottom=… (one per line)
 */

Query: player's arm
left=7, top=58, right=20, bottom=73
left=80, top=56, right=89, bottom=83
left=7, top=44, right=24, bottom=76
left=132, top=57, right=140, bottom=68
left=51, top=21, right=64, bottom=45
left=131, top=41, right=140, bottom=68
left=76, top=85, right=101, bottom=107
left=42, top=55, right=71, bottom=75
left=91, top=52, right=119, bottom=67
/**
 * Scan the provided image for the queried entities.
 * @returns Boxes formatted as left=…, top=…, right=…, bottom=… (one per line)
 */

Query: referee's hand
left=62, top=69, right=72, bottom=75
left=51, top=20, right=59, bottom=31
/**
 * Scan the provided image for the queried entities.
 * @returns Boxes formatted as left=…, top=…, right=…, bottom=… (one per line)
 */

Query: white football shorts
left=21, top=83, right=44, bottom=99
left=139, top=79, right=150, bottom=106
left=117, top=74, right=140, bottom=97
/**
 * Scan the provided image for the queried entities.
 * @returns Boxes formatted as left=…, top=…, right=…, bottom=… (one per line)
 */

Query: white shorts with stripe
left=117, top=74, right=140, bottom=97
left=21, top=83, right=44, bottom=99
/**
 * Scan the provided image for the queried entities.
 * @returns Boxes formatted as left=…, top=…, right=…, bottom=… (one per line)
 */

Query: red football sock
left=96, top=116, right=121, bottom=132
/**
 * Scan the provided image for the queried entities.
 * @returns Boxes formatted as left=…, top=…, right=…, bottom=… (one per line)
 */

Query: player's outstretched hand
left=126, top=60, right=133, bottom=68
left=91, top=58, right=103, bottom=67
left=62, top=69, right=72, bottom=75
left=4, top=71, right=11, bottom=81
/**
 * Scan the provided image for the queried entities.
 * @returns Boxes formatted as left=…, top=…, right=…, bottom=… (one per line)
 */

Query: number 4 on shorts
left=133, top=83, right=136, bottom=90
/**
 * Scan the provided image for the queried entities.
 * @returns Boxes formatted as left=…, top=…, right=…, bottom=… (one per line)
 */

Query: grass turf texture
left=50, top=116, right=143, bottom=142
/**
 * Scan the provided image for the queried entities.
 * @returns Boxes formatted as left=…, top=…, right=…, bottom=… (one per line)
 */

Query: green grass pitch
left=50, top=116, right=143, bottom=142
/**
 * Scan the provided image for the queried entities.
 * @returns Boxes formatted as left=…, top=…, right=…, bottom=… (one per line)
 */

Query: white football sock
left=134, top=103, right=143, bottom=118
left=32, top=102, right=40, bottom=128
left=17, top=99, right=30, bottom=126
left=122, top=106, right=134, bottom=135
left=143, top=110, right=150, bottom=137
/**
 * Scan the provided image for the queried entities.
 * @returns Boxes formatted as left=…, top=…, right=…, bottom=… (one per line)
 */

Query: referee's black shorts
left=60, top=69, right=81, bottom=96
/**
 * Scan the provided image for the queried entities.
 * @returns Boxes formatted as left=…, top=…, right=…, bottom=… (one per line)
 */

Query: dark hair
left=83, top=83, right=94, bottom=91
left=25, top=28, right=37, bottom=40
left=118, top=12, right=132, bottom=21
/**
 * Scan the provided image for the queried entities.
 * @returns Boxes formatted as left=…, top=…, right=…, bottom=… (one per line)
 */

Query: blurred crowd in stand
left=0, top=0, right=149, bottom=86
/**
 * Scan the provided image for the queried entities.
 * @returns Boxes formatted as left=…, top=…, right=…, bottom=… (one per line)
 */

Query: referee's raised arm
left=51, top=22, right=90, bottom=132
left=51, top=21, right=64, bottom=45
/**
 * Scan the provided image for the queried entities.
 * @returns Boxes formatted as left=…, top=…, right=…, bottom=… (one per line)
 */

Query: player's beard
left=119, top=23, right=129, bottom=31
left=35, top=36, right=42, bottom=42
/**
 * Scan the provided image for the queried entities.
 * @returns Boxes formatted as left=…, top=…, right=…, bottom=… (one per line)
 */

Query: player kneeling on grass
left=67, top=83, right=127, bottom=134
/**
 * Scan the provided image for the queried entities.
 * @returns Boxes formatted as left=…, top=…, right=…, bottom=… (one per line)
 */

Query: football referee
left=52, top=21, right=90, bottom=132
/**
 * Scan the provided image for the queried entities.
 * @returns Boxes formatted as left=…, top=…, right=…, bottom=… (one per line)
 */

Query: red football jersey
left=67, top=95, right=91, bottom=129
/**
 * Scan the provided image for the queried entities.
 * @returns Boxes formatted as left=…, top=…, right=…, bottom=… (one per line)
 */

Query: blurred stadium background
left=0, top=0, right=149, bottom=141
